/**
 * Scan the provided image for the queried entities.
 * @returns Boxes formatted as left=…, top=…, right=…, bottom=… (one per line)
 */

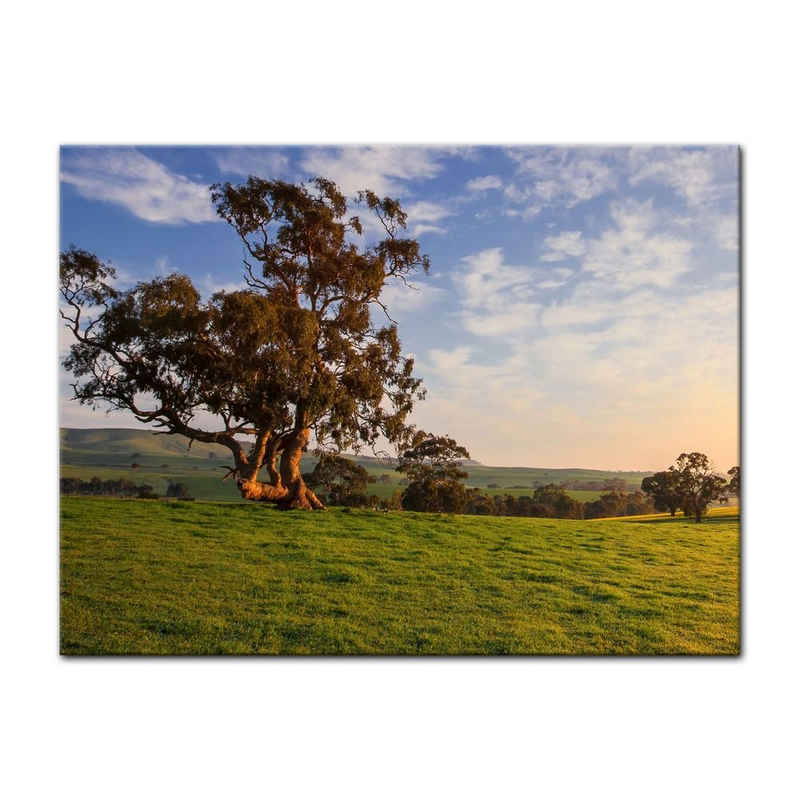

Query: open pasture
left=60, top=497, right=739, bottom=655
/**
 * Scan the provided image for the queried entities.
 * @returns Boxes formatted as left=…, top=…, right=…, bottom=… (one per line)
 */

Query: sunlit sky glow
left=59, top=145, right=739, bottom=471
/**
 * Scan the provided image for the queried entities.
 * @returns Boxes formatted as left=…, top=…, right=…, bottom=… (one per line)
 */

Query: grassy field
left=60, top=496, right=739, bottom=655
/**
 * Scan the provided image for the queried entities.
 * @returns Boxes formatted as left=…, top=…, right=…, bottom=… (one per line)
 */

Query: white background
left=1, top=2, right=797, bottom=798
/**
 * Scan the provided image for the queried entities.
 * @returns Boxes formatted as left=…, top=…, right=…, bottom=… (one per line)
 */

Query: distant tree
left=727, top=466, right=740, bottom=497
left=487, top=483, right=499, bottom=489
left=303, top=453, right=370, bottom=506
left=396, top=432, right=470, bottom=513
left=166, top=481, right=193, bottom=500
left=528, top=502, right=552, bottom=518
left=623, top=491, right=653, bottom=516
left=61, top=476, right=151, bottom=497
left=464, top=489, right=496, bottom=515
left=137, top=484, right=158, bottom=499
left=131, top=462, right=140, bottom=470
left=585, top=490, right=654, bottom=519
left=641, top=471, right=683, bottom=516
left=208, top=451, right=215, bottom=460
left=671, top=452, right=729, bottom=523
left=379, top=490, right=404, bottom=511
left=530, top=484, right=583, bottom=519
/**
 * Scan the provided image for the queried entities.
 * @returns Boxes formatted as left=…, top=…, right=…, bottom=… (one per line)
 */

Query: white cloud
left=466, top=174, right=502, bottom=192
left=405, top=200, right=453, bottom=237
left=214, top=148, right=290, bottom=177
left=420, top=281, right=738, bottom=469
left=199, top=273, right=243, bottom=298
left=299, top=146, right=445, bottom=197
left=453, top=248, right=544, bottom=336
left=503, top=202, right=544, bottom=220
left=61, top=148, right=217, bottom=224
left=458, top=248, right=535, bottom=309
left=541, top=230, right=587, bottom=261
left=505, top=147, right=618, bottom=211
left=581, top=200, right=692, bottom=289
left=379, top=279, right=445, bottom=315
left=628, top=146, right=738, bottom=209
left=430, top=193, right=736, bottom=467
left=715, top=214, right=739, bottom=252
left=411, top=224, right=447, bottom=237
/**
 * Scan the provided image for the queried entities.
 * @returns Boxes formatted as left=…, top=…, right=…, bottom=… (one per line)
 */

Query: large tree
left=60, top=177, right=430, bottom=509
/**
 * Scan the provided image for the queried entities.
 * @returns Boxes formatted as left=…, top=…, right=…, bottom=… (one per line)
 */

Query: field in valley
left=60, top=428, right=650, bottom=503
left=60, top=497, right=739, bottom=656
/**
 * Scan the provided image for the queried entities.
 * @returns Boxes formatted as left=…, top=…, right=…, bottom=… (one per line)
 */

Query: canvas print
left=59, top=145, right=740, bottom=655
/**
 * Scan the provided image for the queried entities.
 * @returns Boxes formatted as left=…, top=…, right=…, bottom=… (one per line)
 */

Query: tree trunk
left=277, top=427, right=325, bottom=510
left=234, top=431, right=288, bottom=503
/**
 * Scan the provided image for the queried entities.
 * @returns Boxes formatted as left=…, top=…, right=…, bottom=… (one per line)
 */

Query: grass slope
left=60, top=497, right=739, bottom=655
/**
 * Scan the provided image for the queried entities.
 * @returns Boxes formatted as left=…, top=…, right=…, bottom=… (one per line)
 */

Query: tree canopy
left=303, top=453, right=373, bottom=506
left=395, top=432, right=471, bottom=512
left=641, top=470, right=684, bottom=516
left=727, top=466, right=740, bottom=496
left=671, top=452, right=730, bottom=522
left=60, top=177, right=432, bottom=510
left=641, top=453, right=731, bottom=522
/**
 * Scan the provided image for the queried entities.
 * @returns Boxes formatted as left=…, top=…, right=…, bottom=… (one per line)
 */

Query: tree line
left=302, top=437, right=660, bottom=520
left=60, top=477, right=194, bottom=500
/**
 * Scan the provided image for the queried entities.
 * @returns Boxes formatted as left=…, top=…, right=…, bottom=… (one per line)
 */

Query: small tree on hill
left=396, top=432, right=470, bottom=513
left=303, top=453, right=371, bottom=506
left=671, top=452, right=729, bottom=522
left=727, top=466, right=740, bottom=497
left=641, top=470, right=684, bottom=516
left=166, top=481, right=193, bottom=500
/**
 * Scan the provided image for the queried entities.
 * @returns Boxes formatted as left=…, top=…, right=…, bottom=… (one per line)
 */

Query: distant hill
left=60, top=428, right=237, bottom=462
left=59, top=428, right=402, bottom=471
left=60, top=428, right=651, bottom=491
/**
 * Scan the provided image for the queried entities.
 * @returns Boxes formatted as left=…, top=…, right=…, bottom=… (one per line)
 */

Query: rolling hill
left=60, top=428, right=652, bottom=499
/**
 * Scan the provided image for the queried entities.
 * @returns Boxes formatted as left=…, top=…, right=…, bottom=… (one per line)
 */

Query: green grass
left=60, top=496, right=739, bottom=655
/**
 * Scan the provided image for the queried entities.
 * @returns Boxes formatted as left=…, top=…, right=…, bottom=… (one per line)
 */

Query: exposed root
left=276, top=486, right=326, bottom=511
left=237, top=479, right=288, bottom=502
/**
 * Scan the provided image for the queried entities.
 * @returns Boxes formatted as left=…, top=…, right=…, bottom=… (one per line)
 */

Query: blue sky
left=59, top=145, right=739, bottom=471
